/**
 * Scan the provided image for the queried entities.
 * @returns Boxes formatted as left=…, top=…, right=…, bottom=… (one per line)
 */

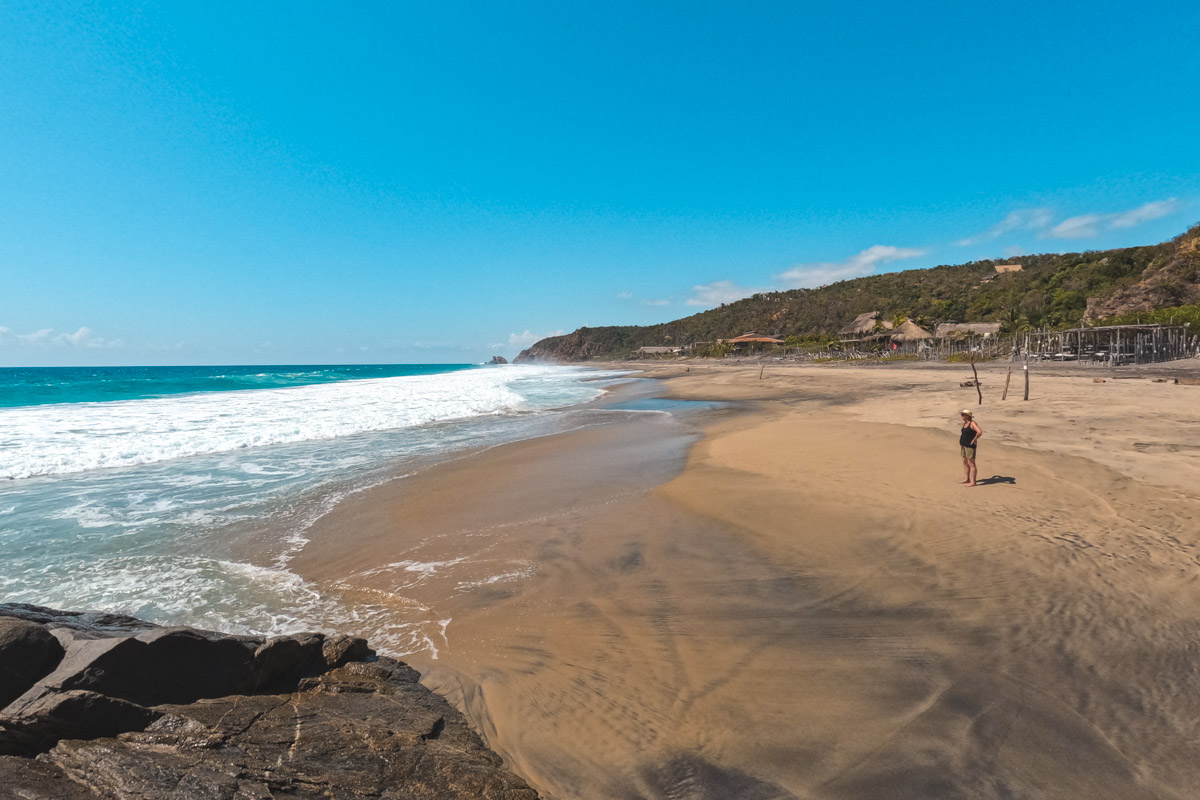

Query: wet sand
left=291, top=363, right=1200, bottom=799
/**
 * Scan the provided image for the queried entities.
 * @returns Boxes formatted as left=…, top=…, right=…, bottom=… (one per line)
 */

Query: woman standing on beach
left=959, top=410, right=982, bottom=486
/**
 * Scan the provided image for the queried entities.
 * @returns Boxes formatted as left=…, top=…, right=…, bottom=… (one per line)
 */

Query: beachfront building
left=634, top=346, right=684, bottom=358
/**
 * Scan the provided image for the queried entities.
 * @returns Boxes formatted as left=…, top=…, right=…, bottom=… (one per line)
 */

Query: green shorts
left=961, top=445, right=977, bottom=459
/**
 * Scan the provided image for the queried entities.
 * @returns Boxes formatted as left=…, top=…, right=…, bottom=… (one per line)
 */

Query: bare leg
left=967, top=458, right=977, bottom=486
left=961, top=457, right=971, bottom=483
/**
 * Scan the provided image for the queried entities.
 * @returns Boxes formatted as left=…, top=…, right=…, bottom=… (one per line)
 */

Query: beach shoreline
left=289, top=360, right=1200, bottom=799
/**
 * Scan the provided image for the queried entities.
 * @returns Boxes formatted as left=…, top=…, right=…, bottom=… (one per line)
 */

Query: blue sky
left=2, top=0, right=1198, bottom=366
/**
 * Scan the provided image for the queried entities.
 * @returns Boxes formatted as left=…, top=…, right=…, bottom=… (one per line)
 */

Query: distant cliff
left=516, top=222, right=1200, bottom=362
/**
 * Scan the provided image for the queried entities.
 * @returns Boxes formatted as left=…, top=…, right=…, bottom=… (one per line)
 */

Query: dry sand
left=291, top=361, right=1200, bottom=800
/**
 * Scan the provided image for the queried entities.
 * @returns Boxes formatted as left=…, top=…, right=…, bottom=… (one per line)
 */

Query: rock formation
left=0, top=604, right=537, bottom=799
left=488, top=355, right=508, bottom=364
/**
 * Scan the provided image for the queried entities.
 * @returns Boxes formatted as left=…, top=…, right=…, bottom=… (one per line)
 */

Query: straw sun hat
left=960, top=409, right=974, bottom=418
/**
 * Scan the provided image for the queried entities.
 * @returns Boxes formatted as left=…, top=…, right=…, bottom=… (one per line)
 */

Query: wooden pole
left=759, top=364, right=765, bottom=379
left=1023, top=365, right=1030, bottom=401
left=970, top=355, right=983, bottom=405
left=1002, top=367, right=1012, bottom=400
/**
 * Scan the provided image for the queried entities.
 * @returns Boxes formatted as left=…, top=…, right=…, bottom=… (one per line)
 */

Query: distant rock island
left=489, top=355, right=509, bottom=364
left=0, top=604, right=537, bottom=799
left=515, top=222, right=1200, bottom=362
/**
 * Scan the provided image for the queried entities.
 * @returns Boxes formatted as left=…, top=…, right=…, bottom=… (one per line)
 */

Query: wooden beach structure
left=634, top=346, right=685, bottom=358
left=831, top=319, right=934, bottom=358
left=1022, top=323, right=1197, bottom=365
left=723, top=332, right=785, bottom=353
left=928, top=322, right=1007, bottom=360
left=934, top=322, right=1003, bottom=339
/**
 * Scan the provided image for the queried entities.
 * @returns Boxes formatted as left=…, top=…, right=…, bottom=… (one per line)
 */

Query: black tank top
left=960, top=423, right=976, bottom=446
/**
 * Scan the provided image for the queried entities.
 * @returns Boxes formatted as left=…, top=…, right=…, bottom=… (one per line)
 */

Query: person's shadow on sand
left=975, top=475, right=1016, bottom=486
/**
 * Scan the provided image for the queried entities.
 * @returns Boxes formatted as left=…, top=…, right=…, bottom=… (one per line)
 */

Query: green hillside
left=516, top=222, right=1200, bottom=362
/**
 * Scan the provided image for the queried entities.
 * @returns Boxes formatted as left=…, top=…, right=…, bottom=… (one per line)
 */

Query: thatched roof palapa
left=839, top=312, right=893, bottom=336
left=888, top=320, right=933, bottom=341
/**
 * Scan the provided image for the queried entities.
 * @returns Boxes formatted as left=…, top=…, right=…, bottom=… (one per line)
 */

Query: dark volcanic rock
left=0, top=619, right=64, bottom=708
left=252, top=631, right=328, bottom=689
left=489, top=355, right=508, bottom=364
left=1, top=659, right=537, bottom=799
left=0, top=603, right=160, bottom=636
left=0, top=689, right=162, bottom=756
left=57, top=627, right=259, bottom=705
left=0, top=606, right=538, bottom=798
left=322, top=632, right=373, bottom=668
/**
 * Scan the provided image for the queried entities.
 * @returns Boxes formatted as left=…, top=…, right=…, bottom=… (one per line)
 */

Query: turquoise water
left=0, top=363, right=475, bottom=408
left=0, top=363, right=635, bottom=652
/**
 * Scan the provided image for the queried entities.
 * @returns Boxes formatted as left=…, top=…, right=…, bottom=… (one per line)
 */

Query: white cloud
left=1110, top=198, right=1180, bottom=229
left=1047, top=214, right=1104, bottom=239
left=59, top=327, right=96, bottom=347
left=776, top=245, right=925, bottom=289
left=1047, top=198, right=1180, bottom=239
left=497, top=329, right=565, bottom=350
left=616, top=291, right=634, bottom=300
left=0, top=325, right=122, bottom=350
left=956, top=208, right=1054, bottom=246
left=686, top=280, right=768, bottom=307
left=19, top=328, right=55, bottom=345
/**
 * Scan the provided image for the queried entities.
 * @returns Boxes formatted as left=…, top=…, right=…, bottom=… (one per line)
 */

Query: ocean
left=0, top=363, right=630, bottom=652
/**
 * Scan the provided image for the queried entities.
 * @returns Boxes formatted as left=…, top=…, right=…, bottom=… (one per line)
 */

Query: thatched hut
left=839, top=312, right=893, bottom=339
left=888, top=320, right=933, bottom=342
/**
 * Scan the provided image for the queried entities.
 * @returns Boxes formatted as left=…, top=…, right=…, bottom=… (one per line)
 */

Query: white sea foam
left=0, top=365, right=616, bottom=480
left=456, top=565, right=536, bottom=590
left=0, top=554, right=452, bottom=657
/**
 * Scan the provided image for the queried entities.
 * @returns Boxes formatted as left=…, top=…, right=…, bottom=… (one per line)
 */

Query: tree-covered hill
left=516, top=222, right=1200, bottom=362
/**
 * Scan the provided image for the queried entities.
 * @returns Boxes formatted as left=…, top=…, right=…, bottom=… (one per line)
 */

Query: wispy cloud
left=1048, top=198, right=1180, bottom=239
left=1110, top=198, right=1180, bottom=229
left=491, top=329, right=565, bottom=350
left=956, top=208, right=1054, bottom=246
left=1047, top=214, right=1105, bottom=239
left=643, top=298, right=671, bottom=307
left=776, top=245, right=925, bottom=289
left=0, top=326, right=123, bottom=349
left=616, top=290, right=634, bottom=300
left=686, top=280, right=768, bottom=307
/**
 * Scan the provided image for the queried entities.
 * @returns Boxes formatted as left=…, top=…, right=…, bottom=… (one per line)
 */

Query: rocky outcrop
left=0, top=604, right=537, bottom=799
left=514, top=327, right=629, bottom=363
left=0, top=619, right=64, bottom=708
left=488, top=355, right=508, bottom=364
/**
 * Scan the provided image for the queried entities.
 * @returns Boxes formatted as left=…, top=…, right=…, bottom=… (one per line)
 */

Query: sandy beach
left=291, top=361, right=1200, bottom=800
